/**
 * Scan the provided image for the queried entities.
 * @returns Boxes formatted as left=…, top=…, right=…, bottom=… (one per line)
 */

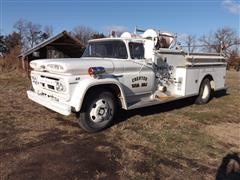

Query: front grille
left=47, top=84, right=55, bottom=90
left=39, top=76, right=59, bottom=92
left=31, top=72, right=70, bottom=101
left=32, top=74, right=60, bottom=92
left=40, top=75, right=59, bottom=81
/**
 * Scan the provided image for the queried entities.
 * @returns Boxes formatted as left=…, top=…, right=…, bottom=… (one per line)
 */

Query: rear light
left=88, top=67, right=105, bottom=76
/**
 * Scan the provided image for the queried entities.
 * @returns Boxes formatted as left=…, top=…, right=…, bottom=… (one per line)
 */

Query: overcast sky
left=1, top=0, right=239, bottom=38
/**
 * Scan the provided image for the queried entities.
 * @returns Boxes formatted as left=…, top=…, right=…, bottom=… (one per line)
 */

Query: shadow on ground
left=114, top=89, right=228, bottom=126
left=1, top=128, right=121, bottom=180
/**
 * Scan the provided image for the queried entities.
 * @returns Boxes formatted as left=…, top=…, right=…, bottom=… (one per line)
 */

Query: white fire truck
left=27, top=29, right=227, bottom=132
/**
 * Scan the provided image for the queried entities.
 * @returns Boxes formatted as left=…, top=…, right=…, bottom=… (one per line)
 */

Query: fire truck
left=27, top=29, right=227, bottom=132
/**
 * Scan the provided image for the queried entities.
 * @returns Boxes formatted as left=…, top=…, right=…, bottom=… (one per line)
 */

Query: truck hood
left=30, top=57, right=115, bottom=75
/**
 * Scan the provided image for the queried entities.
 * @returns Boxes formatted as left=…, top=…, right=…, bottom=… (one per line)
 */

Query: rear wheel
left=195, top=78, right=212, bottom=104
left=78, top=90, right=116, bottom=132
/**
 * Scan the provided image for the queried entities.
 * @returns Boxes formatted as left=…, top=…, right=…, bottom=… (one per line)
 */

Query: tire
left=195, top=78, right=212, bottom=105
left=78, top=90, right=116, bottom=132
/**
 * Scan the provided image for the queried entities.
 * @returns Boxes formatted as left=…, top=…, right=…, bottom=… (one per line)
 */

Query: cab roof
left=88, top=37, right=147, bottom=43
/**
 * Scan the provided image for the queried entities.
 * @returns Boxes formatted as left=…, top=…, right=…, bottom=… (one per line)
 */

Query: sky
left=0, top=0, right=239, bottom=39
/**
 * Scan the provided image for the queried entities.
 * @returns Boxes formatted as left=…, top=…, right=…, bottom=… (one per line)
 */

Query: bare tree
left=91, top=33, right=105, bottom=39
left=13, top=19, right=54, bottom=50
left=227, top=50, right=240, bottom=70
left=199, top=27, right=239, bottom=56
left=185, top=35, right=197, bottom=53
left=13, top=19, right=27, bottom=48
left=25, top=21, right=42, bottom=48
left=39, top=26, right=54, bottom=42
left=43, top=25, right=53, bottom=37
left=71, top=26, right=96, bottom=45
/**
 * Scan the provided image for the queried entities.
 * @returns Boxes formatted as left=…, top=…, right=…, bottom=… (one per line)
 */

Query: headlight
left=56, top=81, right=66, bottom=92
left=46, top=64, right=65, bottom=72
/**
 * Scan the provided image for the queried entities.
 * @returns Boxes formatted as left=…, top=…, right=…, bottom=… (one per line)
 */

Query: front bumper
left=27, top=90, right=71, bottom=116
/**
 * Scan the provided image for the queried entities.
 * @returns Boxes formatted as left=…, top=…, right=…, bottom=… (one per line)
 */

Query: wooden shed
left=18, top=31, right=84, bottom=74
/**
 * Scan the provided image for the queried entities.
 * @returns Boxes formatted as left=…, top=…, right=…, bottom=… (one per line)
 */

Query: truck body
left=27, top=29, right=227, bottom=132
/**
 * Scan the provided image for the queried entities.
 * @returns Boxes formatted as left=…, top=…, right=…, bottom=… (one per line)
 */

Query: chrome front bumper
left=27, top=90, right=71, bottom=116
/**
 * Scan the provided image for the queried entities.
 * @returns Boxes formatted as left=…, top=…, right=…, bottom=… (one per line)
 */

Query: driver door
left=122, top=42, right=155, bottom=97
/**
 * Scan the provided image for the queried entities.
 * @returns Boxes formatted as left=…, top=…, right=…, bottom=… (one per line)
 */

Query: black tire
left=195, top=78, right=212, bottom=105
left=78, top=90, right=116, bottom=132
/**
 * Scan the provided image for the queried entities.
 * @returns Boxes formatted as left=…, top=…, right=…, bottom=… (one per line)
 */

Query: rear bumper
left=27, top=90, right=71, bottom=116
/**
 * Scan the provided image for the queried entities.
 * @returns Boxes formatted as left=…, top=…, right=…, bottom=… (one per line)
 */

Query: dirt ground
left=205, top=123, right=240, bottom=150
left=0, top=71, right=239, bottom=179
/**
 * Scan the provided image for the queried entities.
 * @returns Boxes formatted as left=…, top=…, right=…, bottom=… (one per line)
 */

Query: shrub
left=0, top=46, right=22, bottom=73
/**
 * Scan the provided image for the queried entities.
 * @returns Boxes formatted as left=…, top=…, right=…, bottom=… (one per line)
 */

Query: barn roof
left=19, top=31, right=84, bottom=58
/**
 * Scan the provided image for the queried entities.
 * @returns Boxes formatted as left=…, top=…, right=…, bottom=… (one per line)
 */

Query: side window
left=129, top=42, right=145, bottom=59
left=113, top=42, right=128, bottom=59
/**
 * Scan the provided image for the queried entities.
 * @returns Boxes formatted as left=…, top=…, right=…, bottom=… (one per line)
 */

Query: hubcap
left=202, top=84, right=209, bottom=99
left=89, top=99, right=113, bottom=123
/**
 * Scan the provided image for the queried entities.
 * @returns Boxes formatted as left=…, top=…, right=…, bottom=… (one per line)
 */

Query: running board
left=155, top=95, right=177, bottom=101
left=127, top=95, right=183, bottom=110
left=127, top=100, right=161, bottom=110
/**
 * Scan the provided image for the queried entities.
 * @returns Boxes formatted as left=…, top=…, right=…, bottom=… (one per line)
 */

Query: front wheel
left=78, top=90, right=116, bottom=132
left=195, top=78, right=212, bottom=105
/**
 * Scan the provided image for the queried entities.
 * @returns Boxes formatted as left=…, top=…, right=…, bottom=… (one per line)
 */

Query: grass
left=0, top=70, right=239, bottom=179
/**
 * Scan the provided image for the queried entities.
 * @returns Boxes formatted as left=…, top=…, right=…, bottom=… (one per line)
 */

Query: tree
left=25, top=21, right=43, bottom=48
left=0, top=35, right=7, bottom=55
left=0, top=32, right=21, bottom=55
left=43, top=25, right=53, bottom=37
left=13, top=19, right=54, bottom=50
left=185, top=35, right=197, bottom=53
left=227, top=50, right=240, bottom=70
left=13, top=19, right=27, bottom=48
left=199, top=27, right=239, bottom=57
left=71, top=26, right=96, bottom=45
left=4, top=32, right=21, bottom=52
left=91, top=33, right=105, bottom=39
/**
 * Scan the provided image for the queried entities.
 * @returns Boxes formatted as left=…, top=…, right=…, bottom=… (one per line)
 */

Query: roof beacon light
left=88, top=67, right=106, bottom=77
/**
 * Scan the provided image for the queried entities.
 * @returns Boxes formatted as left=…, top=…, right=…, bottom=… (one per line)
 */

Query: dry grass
left=0, top=70, right=239, bottom=179
left=0, top=47, right=22, bottom=73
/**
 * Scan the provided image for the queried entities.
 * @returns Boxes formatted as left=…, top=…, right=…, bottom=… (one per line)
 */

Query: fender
left=69, top=77, right=128, bottom=112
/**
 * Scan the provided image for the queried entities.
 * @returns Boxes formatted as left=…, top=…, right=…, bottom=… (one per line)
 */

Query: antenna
left=134, top=26, right=137, bottom=35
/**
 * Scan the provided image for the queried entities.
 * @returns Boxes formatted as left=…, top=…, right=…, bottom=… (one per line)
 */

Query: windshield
left=129, top=42, right=145, bottom=59
left=82, top=40, right=128, bottom=59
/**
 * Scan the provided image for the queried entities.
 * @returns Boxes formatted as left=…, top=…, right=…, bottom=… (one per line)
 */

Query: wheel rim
left=89, top=98, right=113, bottom=123
left=202, top=84, right=209, bottom=99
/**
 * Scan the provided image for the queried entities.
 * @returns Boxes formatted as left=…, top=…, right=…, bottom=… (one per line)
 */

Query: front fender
left=70, top=78, right=127, bottom=112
